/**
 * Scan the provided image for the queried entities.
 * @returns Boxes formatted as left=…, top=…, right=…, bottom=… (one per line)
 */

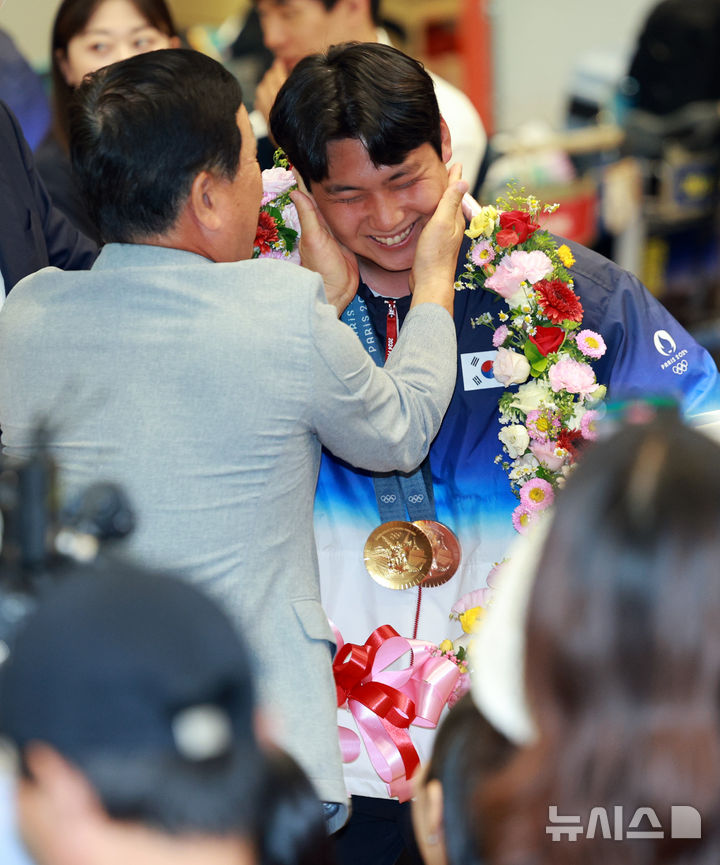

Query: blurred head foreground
left=0, top=563, right=263, bottom=865
left=483, top=416, right=720, bottom=865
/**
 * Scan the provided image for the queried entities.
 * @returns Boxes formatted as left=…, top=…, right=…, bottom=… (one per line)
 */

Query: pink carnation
left=530, top=439, right=568, bottom=471
left=548, top=357, right=597, bottom=395
left=280, top=202, right=301, bottom=235
left=519, top=477, right=554, bottom=512
left=485, top=249, right=552, bottom=299
left=492, top=324, right=510, bottom=348
left=260, top=166, right=296, bottom=204
left=452, top=588, right=486, bottom=615
left=576, top=329, right=607, bottom=359
left=485, top=250, right=553, bottom=299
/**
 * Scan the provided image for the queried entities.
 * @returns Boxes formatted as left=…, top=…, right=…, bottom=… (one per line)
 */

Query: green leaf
left=523, top=339, right=543, bottom=365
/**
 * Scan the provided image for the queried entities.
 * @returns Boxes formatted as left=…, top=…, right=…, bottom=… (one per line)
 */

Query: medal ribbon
left=341, top=294, right=437, bottom=524
left=331, top=623, right=461, bottom=801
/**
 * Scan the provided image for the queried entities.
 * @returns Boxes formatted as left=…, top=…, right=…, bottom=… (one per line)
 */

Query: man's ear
left=189, top=170, right=224, bottom=232
left=23, top=744, right=102, bottom=819
left=440, top=117, right=453, bottom=165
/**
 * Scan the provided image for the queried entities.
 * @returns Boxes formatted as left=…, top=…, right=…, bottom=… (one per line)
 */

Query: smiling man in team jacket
left=270, top=41, right=720, bottom=865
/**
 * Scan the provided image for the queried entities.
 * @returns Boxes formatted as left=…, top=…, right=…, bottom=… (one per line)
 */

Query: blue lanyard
left=341, top=295, right=436, bottom=523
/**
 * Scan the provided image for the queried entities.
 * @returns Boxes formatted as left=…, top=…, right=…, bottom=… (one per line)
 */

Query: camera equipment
left=0, top=428, right=134, bottom=652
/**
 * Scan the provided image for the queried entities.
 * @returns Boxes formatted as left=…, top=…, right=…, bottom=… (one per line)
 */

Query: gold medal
left=363, top=521, right=433, bottom=590
left=413, top=520, right=462, bottom=587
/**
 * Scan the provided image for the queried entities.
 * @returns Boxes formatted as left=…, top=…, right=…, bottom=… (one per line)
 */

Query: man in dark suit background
left=0, top=101, right=97, bottom=295
left=0, top=0, right=96, bottom=295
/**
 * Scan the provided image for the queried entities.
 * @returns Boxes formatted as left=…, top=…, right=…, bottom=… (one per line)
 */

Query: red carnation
left=254, top=210, right=279, bottom=254
left=557, top=427, right=583, bottom=461
left=495, top=210, right=540, bottom=248
left=529, top=325, right=565, bottom=357
left=535, top=279, right=584, bottom=324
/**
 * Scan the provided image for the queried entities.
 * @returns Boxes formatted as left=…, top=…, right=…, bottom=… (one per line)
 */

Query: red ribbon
left=332, top=624, right=461, bottom=801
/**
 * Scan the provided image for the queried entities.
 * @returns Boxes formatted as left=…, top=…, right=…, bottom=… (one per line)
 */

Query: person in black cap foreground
left=0, top=561, right=267, bottom=865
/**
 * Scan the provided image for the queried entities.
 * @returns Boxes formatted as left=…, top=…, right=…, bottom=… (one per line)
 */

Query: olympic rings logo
left=673, top=360, right=688, bottom=375
left=407, top=494, right=424, bottom=504
left=379, top=494, right=397, bottom=504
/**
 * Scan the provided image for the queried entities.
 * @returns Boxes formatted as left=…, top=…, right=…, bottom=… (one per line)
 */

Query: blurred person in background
left=35, top=0, right=179, bottom=241
left=0, top=0, right=97, bottom=295
left=251, top=0, right=486, bottom=190
left=0, top=28, right=50, bottom=149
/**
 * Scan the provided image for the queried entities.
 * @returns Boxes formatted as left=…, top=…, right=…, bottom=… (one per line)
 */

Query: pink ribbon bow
left=332, top=624, right=461, bottom=801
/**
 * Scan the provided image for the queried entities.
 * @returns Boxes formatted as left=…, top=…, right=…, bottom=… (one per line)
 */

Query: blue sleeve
left=567, top=239, right=720, bottom=417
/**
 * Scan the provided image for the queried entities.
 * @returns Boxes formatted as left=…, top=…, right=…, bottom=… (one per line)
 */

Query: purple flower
left=519, top=477, right=554, bottom=512
left=575, top=329, right=607, bottom=359
left=492, top=324, right=510, bottom=347
left=581, top=409, right=600, bottom=441
left=512, top=504, right=538, bottom=534
left=525, top=409, right=560, bottom=442
left=471, top=239, right=496, bottom=267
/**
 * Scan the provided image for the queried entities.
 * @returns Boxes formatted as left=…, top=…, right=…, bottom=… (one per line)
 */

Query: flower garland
left=457, top=186, right=607, bottom=534
left=252, top=149, right=300, bottom=262
left=434, top=560, right=507, bottom=706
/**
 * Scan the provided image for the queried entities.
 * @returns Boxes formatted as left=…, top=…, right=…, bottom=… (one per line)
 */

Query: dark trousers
left=332, top=795, right=425, bottom=865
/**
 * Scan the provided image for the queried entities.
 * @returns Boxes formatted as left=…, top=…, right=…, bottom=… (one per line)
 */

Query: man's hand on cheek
left=290, top=188, right=359, bottom=316
left=409, top=163, right=468, bottom=313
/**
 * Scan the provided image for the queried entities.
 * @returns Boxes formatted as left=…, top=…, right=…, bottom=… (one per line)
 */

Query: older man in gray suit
left=0, top=48, right=466, bottom=830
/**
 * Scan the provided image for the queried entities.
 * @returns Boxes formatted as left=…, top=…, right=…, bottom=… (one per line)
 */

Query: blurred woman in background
left=36, top=0, right=179, bottom=240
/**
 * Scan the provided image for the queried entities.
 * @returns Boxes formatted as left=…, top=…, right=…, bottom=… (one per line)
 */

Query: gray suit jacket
left=0, top=244, right=456, bottom=820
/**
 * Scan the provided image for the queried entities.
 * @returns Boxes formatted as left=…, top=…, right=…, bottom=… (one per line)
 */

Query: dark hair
left=257, top=748, right=336, bottom=865
left=482, top=417, right=720, bottom=865
left=422, top=695, right=515, bottom=865
left=71, top=749, right=265, bottom=835
left=269, top=41, right=441, bottom=188
left=4, top=558, right=265, bottom=836
left=69, top=48, right=244, bottom=243
left=50, top=0, right=177, bottom=150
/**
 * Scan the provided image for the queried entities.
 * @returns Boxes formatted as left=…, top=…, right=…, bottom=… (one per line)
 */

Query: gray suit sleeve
left=308, top=286, right=457, bottom=472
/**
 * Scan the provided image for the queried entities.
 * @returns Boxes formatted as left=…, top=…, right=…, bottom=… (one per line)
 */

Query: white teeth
left=371, top=225, right=413, bottom=246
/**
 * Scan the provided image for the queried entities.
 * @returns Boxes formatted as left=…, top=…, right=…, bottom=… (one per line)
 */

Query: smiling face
left=309, top=123, right=452, bottom=296
left=58, top=0, right=176, bottom=87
